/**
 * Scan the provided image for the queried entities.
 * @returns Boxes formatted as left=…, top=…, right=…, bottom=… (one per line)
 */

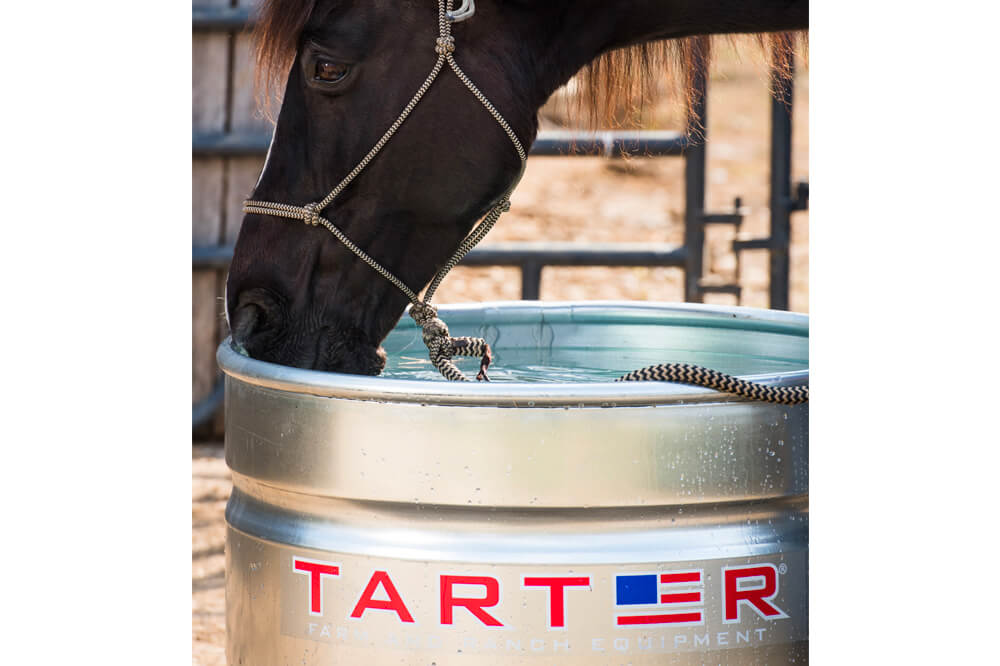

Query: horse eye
left=314, top=60, right=350, bottom=83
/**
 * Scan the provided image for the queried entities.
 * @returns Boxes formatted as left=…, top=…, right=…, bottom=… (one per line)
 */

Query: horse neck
left=528, top=0, right=808, bottom=103
left=595, top=0, right=808, bottom=48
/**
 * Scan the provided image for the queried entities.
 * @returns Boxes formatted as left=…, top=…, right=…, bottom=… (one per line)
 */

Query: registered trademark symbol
left=777, top=563, right=788, bottom=575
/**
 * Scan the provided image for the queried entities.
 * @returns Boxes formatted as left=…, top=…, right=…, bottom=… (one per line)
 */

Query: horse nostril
left=230, top=303, right=263, bottom=353
left=228, top=288, right=287, bottom=357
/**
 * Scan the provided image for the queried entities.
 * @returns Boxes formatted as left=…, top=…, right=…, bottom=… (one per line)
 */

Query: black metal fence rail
left=192, top=6, right=252, bottom=32
left=194, top=241, right=688, bottom=301
left=192, top=8, right=807, bottom=430
left=192, top=129, right=689, bottom=159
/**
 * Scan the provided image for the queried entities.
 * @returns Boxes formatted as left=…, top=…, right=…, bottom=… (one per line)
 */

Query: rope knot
left=301, top=202, right=322, bottom=226
left=409, top=302, right=438, bottom=326
left=409, top=303, right=452, bottom=351
left=435, top=35, right=455, bottom=55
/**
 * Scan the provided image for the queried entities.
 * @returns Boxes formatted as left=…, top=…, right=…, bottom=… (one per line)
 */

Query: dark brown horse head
left=226, top=0, right=808, bottom=373
left=227, top=0, right=546, bottom=373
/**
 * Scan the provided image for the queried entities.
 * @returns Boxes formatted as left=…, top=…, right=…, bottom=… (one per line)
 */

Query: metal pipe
left=733, top=238, right=774, bottom=253
left=192, top=244, right=237, bottom=270
left=769, top=54, right=794, bottom=311
left=193, top=130, right=689, bottom=159
left=460, top=242, right=687, bottom=267
left=530, top=130, right=688, bottom=157
left=520, top=262, right=543, bottom=300
left=194, top=242, right=687, bottom=270
left=192, top=6, right=253, bottom=32
left=683, top=40, right=709, bottom=303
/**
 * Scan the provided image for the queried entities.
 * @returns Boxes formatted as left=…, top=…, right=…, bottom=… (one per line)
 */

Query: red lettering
left=350, top=571, right=415, bottom=623
left=440, top=575, right=503, bottom=627
left=292, top=558, right=340, bottom=615
left=523, top=576, right=590, bottom=628
left=723, top=565, right=786, bottom=622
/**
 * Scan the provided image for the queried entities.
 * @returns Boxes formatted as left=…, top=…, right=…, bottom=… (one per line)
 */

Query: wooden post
left=213, top=1, right=273, bottom=434
left=192, top=0, right=232, bottom=438
left=225, top=0, right=272, bottom=246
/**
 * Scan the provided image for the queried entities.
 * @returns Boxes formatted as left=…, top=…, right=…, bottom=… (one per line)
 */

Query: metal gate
left=192, top=5, right=808, bottom=432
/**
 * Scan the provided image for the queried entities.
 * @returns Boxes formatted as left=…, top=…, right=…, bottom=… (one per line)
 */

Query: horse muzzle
left=228, top=288, right=387, bottom=375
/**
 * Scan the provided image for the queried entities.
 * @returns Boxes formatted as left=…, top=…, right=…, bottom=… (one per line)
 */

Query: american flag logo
left=614, top=570, right=705, bottom=626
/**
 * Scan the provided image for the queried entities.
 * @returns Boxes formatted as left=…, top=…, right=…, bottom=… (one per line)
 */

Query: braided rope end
left=409, top=304, right=494, bottom=382
left=476, top=353, right=492, bottom=381
left=451, top=337, right=492, bottom=381
left=618, top=363, right=809, bottom=405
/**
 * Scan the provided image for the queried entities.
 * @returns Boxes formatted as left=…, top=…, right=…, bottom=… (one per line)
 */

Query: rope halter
left=243, top=0, right=526, bottom=382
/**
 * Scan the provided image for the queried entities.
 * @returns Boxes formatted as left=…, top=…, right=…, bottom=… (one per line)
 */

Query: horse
left=225, top=0, right=808, bottom=375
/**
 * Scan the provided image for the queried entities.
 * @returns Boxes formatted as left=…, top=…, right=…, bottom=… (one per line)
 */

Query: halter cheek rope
left=244, top=0, right=808, bottom=404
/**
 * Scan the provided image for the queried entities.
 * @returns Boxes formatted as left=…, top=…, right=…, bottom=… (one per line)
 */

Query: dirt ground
left=192, top=45, right=808, bottom=664
left=193, top=445, right=229, bottom=666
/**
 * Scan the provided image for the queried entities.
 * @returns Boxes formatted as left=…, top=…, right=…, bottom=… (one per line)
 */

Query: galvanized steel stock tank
left=219, top=302, right=809, bottom=664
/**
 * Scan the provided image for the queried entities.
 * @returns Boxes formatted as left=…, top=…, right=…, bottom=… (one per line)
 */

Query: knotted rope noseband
left=244, top=0, right=808, bottom=404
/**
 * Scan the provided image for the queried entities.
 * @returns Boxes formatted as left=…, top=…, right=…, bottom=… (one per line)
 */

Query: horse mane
left=577, top=32, right=806, bottom=129
left=251, top=0, right=806, bottom=127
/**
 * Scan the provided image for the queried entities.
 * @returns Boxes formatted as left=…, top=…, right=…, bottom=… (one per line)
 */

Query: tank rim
left=217, top=301, right=809, bottom=408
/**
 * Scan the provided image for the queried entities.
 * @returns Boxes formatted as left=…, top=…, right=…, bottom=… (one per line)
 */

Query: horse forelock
left=252, top=0, right=320, bottom=119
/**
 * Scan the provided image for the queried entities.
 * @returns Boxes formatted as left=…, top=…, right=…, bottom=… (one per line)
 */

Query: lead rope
left=243, top=0, right=808, bottom=404
left=617, top=364, right=807, bottom=404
